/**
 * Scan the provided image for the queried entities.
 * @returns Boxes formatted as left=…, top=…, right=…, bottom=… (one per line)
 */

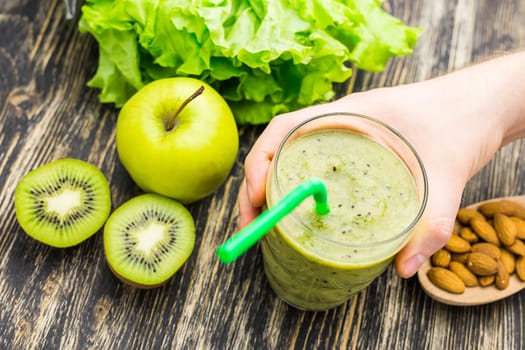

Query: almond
left=516, top=256, right=525, bottom=281
left=493, top=213, right=517, bottom=246
left=500, top=248, right=516, bottom=274
left=471, top=242, right=501, bottom=260
left=457, top=208, right=485, bottom=225
left=431, top=248, right=451, bottom=267
left=470, top=218, right=500, bottom=246
left=478, top=275, right=496, bottom=287
left=459, top=226, right=479, bottom=244
left=451, top=252, right=470, bottom=264
left=466, top=252, right=499, bottom=276
left=478, top=200, right=525, bottom=220
left=510, top=217, right=525, bottom=240
left=506, top=239, right=525, bottom=256
left=448, top=261, right=479, bottom=287
left=495, top=260, right=510, bottom=290
left=427, top=267, right=465, bottom=294
left=444, top=234, right=471, bottom=253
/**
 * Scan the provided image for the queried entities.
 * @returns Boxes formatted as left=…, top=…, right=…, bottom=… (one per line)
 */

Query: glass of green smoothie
left=262, top=112, right=428, bottom=311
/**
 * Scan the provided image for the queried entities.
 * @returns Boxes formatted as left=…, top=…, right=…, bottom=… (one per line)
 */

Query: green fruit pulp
left=103, top=193, right=196, bottom=287
left=14, top=158, right=112, bottom=248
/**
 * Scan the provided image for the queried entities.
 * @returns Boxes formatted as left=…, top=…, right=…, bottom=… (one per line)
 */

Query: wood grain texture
left=1, top=1, right=525, bottom=349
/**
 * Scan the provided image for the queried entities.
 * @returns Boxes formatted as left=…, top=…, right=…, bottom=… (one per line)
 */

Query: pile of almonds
left=427, top=200, right=525, bottom=294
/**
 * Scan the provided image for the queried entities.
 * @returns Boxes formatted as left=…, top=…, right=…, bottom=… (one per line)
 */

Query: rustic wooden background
left=1, top=0, right=524, bottom=349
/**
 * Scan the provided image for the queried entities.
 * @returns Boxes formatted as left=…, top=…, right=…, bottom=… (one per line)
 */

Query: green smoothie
left=262, top=127, right=424, bottom=311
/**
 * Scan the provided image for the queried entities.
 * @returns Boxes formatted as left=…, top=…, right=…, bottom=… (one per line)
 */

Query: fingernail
left=246, top=181, right=254, bottom=202
left=237, top=213, right=243, bottom=229
left=403, top=254, right=425, bottom=277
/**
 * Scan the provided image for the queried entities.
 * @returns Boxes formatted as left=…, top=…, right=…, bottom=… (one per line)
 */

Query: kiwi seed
left=14, top=158, right=112, bottom=248
left=103, top=193, right=195, bottom=288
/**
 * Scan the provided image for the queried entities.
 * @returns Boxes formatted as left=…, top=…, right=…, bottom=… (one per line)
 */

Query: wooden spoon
left=417, top=195, right=525, bottom=306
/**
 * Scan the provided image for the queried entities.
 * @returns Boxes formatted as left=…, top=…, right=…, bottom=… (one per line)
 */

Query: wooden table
left=1, top=1, right=524, bottom=349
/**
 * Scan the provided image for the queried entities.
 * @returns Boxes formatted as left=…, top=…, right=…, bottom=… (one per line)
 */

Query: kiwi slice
left=103, top=193, right=195, bottom=288
left=14, top=158, right=112, bottom=247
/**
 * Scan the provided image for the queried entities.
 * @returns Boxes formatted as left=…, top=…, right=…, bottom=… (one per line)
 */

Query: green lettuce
left=79, top=0, right=421, bottom=125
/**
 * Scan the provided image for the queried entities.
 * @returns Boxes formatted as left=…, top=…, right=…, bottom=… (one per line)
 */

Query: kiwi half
left=14, top=158, right=112, bottom=247
left=103, top=193, right=195, bottom=288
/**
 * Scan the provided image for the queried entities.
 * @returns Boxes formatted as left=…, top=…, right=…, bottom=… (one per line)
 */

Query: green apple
left=116, top=77, right=239, bottom=203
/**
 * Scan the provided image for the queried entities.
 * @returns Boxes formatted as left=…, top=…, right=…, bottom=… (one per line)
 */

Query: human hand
left=238, top=52, right=525, bottom=278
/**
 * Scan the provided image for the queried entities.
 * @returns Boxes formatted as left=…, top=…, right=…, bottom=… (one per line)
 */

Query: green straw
left=216, top=178, right=330, bottom=264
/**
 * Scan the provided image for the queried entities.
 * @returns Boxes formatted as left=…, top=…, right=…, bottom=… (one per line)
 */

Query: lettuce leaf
left=79, top=0, right=421, bottom=125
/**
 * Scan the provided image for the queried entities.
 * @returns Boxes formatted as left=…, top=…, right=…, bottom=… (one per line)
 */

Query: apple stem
left=165, top=85, right=205, bottom=131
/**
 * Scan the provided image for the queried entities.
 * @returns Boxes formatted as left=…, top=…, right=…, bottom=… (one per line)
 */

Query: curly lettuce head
left=79, top=0, right=421, bottom=125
